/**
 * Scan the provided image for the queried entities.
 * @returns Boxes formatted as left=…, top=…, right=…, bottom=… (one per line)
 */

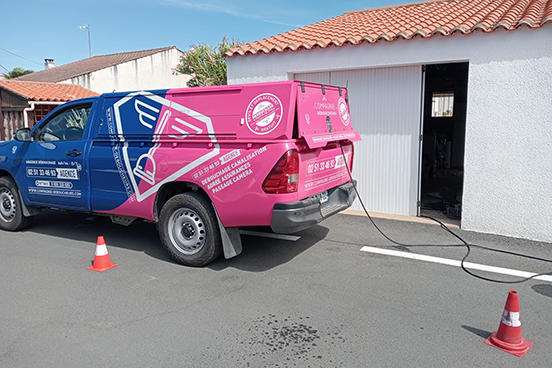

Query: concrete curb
left=341, top=209, right=460, bottom=229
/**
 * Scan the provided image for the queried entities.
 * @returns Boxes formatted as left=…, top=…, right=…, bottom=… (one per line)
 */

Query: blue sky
left=0, top=0, right=401, bottom=74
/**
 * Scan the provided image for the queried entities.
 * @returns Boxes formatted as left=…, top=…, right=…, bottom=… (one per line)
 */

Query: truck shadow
left=24, top=210, right=329, bottom=271
left=24, top=209, right=172, bottom=262
left=209, top=226, right=330, bottom=272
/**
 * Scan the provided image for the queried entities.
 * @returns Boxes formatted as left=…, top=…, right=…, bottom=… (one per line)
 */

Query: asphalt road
left=1, top=210, right=551, bottom=367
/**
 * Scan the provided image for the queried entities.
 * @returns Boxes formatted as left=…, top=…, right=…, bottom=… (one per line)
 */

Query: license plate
left=318, top=191, right=329, bottom=204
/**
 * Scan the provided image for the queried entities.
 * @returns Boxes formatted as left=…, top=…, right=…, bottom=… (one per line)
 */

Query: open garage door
left=295, top=66, right=423, bottom=216
left=420, top=62, right=468, bottom=222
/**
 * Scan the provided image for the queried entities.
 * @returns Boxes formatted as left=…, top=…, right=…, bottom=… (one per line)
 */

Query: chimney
left=44, top=59, right=55, bottom=70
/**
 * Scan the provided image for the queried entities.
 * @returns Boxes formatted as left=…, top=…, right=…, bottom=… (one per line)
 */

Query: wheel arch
left=153, top=181, right=242, bottom=260
left=153, top=181, right=211, bottom=222
left=0, top=170, right=40, bottom=217
left=0, top=169, right=14, bottom=180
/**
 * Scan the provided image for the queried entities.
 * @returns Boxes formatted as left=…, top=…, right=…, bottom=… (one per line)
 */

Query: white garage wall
left=465, top=56, right=552, bottom=241
left=294, top=72, right=330, bottom=85
left=228, top=25, right=552, bottom=242
left=297, top=67, right=423, bottom=215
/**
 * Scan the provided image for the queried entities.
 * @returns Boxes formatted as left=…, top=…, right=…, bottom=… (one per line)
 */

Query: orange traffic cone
left=484, top=290, right=532, bottom=357
left=87, top=236, right=118, bottom=272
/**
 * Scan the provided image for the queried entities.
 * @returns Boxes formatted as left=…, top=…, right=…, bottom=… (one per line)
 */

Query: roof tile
left=228, top=0, right=551, bottom=56
left=0, top=80, right=99, bottom=102
left=17, top=46, right=178, bottom=83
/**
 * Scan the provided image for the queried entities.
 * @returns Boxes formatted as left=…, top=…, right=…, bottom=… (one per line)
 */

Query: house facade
left=18, top=46, right=189, bottom=94
left=226, top=0, right=552, bottom=242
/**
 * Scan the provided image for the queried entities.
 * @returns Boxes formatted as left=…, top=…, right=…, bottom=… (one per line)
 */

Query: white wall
left=62, top=48, right=190, bottom=94
left=228, top=25, right=552, bottom=242
left=465, top=55, right=552, bottom=241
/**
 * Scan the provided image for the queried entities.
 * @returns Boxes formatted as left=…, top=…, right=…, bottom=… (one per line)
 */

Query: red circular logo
left=338, top=98, right=350, bottom=126
left=246, top=93, right=283, bottom=135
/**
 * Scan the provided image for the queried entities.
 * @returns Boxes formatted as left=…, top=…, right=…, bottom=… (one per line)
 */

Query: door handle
left=66, top=149, right=82, bottom=157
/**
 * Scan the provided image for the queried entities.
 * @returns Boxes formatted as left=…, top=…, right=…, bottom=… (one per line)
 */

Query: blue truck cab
left=1, top=97, right=98, bottom=223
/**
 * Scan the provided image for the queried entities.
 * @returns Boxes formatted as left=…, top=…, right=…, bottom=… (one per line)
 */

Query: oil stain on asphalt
left=234, top=314, right=348, bottom=367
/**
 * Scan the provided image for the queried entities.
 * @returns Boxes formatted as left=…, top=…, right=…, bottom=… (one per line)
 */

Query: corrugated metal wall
left=295, top=66, right=423, bottom=215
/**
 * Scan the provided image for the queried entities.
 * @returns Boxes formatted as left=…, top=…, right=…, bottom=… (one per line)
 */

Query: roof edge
left=343, top=0, right=454, bottom=15
left=19, top=46, right=179, bottom=83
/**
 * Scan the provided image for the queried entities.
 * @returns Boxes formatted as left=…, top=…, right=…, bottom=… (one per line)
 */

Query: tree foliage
left=4, top=67, right=34, bottom=79
left=175, top=37, right=241, bottom=87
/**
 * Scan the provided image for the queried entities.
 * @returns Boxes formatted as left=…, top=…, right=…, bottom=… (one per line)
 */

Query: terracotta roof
left=227, top=0, right=552, bottom=56
left=0, top=80, right=99, bottom=102
left=17, top=46, right=179, bottom=83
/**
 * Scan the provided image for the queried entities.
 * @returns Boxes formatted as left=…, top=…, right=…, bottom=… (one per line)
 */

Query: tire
left=158, top=192, right=222, bottom=267
left=0, top=177, right=33, bottom=231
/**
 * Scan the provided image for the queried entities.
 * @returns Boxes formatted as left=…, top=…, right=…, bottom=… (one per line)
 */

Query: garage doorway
left=420, top=62, right=469, bottom=223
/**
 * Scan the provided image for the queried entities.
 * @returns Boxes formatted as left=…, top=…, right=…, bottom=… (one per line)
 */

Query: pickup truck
left=0, top=81, right=360, bottom=266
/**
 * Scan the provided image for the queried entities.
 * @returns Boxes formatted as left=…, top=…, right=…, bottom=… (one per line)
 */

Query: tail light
left=341, top=141, right=354, bottom=174
left=262, top=150, right=299, bottom=194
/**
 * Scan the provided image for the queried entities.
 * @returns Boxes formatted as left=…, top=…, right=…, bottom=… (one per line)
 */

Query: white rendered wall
left=228, top=25, right=552, bottom=242
left=465, top=55, right=552, bottom=241
left=62, top=48, right=190, bottom=94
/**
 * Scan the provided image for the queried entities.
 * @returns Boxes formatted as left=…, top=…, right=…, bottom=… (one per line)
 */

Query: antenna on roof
left=79, top=24, right=92, bottom=58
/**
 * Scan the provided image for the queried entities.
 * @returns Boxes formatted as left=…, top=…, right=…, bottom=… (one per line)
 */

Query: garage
left=295, top=61, right=469, bottom=220
left=227, top=0, right=552, bottom=242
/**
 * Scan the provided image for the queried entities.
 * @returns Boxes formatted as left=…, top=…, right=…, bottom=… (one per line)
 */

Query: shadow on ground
left=23, top=209, right=171, bottom=262
left=24, top=209, right=329, bottom=271
left=532, top=284, right=552, bottom=298
left=461, top=325, right=491, bottom=339
left=209, top=225, right=330, bottom=272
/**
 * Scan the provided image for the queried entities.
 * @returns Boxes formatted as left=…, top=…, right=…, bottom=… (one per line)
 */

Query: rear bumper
left=271, top=181, right=357, bottom=234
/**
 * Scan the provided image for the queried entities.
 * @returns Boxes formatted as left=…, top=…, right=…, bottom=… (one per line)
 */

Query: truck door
left=19, top=102, right=92, bottom=209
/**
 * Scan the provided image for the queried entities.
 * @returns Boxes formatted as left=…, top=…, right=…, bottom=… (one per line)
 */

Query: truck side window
left=33, top=104, right=92, bottom=142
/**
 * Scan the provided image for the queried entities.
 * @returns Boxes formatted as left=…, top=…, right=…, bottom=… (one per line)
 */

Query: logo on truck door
left=111, top=92, right=219, bottom=202
left=245, top=93, right=283, bottom=135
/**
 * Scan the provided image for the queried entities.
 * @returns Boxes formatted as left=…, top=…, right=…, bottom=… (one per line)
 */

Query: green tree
left=175, top=37, right=241, bottom=87
left=5, top=67, right=34, bottom=79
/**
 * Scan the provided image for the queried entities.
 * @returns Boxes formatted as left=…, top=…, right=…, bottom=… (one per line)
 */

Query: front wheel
left=0, top=177, right=33, bottom=231
left=158, top=192, right=222, bottom=267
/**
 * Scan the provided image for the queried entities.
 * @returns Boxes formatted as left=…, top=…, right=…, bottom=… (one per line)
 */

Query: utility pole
left=79, top=24, right=91, bottom=58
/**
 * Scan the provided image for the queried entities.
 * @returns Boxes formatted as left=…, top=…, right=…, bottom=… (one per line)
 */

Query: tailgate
left=296, top=82, right=361, bottom=149
left=298, top=141, right=354, bottom=200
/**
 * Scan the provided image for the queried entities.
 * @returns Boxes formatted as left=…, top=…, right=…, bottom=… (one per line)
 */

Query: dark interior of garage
left=420, top=62, right=469, bottom=222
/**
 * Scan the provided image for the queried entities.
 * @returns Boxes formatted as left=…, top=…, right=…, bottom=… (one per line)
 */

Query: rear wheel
left=0, top=177, right=33, bottom=231
left=158, top=192, right=222, bottom=267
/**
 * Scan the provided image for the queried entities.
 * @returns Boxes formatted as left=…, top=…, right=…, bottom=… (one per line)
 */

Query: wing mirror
left=14, top=128, right=32, bottom=142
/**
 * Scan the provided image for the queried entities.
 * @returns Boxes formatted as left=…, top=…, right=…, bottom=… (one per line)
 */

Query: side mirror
left=14, top=128, right=31, bottom=142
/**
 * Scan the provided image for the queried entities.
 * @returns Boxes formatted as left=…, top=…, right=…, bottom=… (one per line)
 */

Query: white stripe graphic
left=95, top=243, right=108, bottom=256
left=360, top=246, right=552, bottom=283
left=501, top=310, right=521, bottom=327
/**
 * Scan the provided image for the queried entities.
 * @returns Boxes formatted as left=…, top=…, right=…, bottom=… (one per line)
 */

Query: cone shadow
left=461, top=325, right=491, bottom=339
left=532, top=284, right=552, bottom=298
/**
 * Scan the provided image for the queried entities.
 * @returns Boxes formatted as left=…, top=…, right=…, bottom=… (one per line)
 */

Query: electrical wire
left=339, top=142, right=552, bottom=284
left=0, top=46, right=43, bottom=66
left=0, top=62, right=10, bottom=73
